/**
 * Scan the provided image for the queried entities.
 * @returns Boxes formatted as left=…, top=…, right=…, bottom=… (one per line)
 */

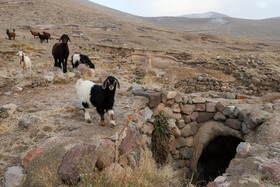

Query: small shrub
left=151, top=111, right=170, bottom=166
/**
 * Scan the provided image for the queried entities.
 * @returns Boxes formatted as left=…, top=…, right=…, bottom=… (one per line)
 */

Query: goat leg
left=108, top=110, right=116, bottom=127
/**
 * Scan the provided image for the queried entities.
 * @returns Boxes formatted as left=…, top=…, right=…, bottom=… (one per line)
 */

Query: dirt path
left=0, top=82, right=135, bottom=179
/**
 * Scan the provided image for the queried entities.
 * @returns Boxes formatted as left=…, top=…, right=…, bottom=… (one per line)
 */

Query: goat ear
left=59, top=37, right=62, bottom=42
left=115, top=79, right=120, bottom=89
left=68, top=36, right=71, bottom=42
left=102, top=78, right=108, bottom=89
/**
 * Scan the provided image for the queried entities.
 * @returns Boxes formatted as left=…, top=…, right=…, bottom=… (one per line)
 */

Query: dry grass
left=78, top=148, right=185, bottom=187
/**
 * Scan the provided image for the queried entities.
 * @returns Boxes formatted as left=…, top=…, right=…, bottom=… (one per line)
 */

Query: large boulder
left=58, top=144, right=100, bottom=184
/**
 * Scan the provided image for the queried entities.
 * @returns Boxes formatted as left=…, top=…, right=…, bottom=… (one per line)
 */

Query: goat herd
left=6, top=29, right=120, bottom=127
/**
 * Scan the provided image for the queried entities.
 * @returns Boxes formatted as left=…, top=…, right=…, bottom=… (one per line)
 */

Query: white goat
left=17, top=51, right=32, bottom=69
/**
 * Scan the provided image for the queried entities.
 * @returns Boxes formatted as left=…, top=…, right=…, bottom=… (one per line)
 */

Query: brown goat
left=6, top=29, right=15, bottom=40
left=30, top=30, right=40, bottom=38
left=43, top=31, right=51, bottom=39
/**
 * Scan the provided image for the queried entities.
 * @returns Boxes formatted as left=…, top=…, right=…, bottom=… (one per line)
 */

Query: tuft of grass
left=78, top=148, right=184, bottom=187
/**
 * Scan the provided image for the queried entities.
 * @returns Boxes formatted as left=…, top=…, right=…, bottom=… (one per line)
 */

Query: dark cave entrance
left=197, top=136, right=243, bottom=184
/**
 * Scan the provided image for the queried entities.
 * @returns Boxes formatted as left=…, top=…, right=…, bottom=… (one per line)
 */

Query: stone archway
left=190, top=121, right=244, bottom=176
left=197, top=135, right=243, bottom=182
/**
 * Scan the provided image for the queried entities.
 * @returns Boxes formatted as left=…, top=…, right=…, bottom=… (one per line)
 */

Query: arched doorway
left=197, top=136, right=243, bottom=183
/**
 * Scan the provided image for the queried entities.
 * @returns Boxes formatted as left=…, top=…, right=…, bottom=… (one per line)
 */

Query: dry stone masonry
left=134, top=89, right=280, bottom=186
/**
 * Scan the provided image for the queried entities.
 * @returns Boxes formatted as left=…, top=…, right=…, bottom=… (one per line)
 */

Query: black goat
left=71, top=54, right=95, bottom=69
left=52, top=34, right=71, bottom=73
left=38, top=33, right=50, bottom=43
left=75, top=76, right=120, bottom=126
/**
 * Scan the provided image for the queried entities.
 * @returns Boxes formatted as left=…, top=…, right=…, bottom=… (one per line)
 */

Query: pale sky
left=89, top=0, right=280, bottom=19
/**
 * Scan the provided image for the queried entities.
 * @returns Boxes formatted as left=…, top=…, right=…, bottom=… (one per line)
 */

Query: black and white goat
left=71, top=54, right=95, bottom=69
left=75, top=76, right=120, bottom=126
left=52, top=34, right=71, bottom=73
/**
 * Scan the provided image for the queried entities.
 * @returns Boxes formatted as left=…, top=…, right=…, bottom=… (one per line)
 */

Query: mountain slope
left=180, top=12, right=229, bottom=18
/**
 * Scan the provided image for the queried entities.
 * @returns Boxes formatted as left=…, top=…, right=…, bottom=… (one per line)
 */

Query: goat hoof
left=86, top=119, right=92, bottom=123
left=109, top=121, right=116, bottom=127
left=100, top=120, right=106, bottom=126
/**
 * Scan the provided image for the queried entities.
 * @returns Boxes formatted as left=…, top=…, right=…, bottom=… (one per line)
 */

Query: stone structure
left=135, top=90, right=280, bottom=186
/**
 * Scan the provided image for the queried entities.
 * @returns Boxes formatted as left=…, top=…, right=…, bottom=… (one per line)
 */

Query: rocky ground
left=1, top=0, right=280, bottom=186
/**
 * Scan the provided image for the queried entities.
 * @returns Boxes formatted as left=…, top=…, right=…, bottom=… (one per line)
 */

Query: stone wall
left=134, top=90, right=272, bottom=176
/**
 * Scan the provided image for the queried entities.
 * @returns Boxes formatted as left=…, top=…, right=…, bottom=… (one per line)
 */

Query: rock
left=246, top=116, right=280, bottom=144
left=4, top=91, right=11, bottom=96
left=22, top=147, right=45, bottom=168
left=186, top=136, right=194, bottom=147
left=206, top=103, right=217, bottom=112
left=225, top=119, right=242, bottom=130
left=175, top=137, right=187, bottom=148
left=168, top=118, right=177, bottom=129
left=163, top=107, right=173, bottom=118
left=14, top=86, right=23, bottom=92
left=18, top=117, right=41, bottom=130
left=183, top=115, right=191, bottom=124
left=2, top=103, right=17, bottom=115
left=169, top=136, right=177, bottom=154
left=171, top=127, right=181, bottom=138
left=181, top=125, right=193, bottom=137
left=166, top=99, right=175, bottom=106
left=144, top=107, right=153, bottom=121
left=178, top=147, right=192, bottom=159
left=226, top=93, right=236, bottom=99
left=263, top=103, right=273, bottom=112
left=197, top=112, right=214, bottom=123
left=3, top=166, right=25, bottom=187
left=66, top=72, right=75, bottom=79
left=58, top=144, right=100, bottom=184
left=152, top=103, right=165, bottom=115
left=77, top=64, right=94, bottom=79
left=56, top=71, right=67, bottom=83
left=192, top=97, right=206, bottom=104
left=190, top=112, right=199, bottom=121
left=132, top=90, right=161, bottom=108
left=105, top=163, right=127, bottom=181
left=172, top=103, right=180, bottom=113
left=180, top=103, right=195, bottom=115
left=259, top=162, right=280, bottom=182
left=195, top=104, right=206, bottom=111
left=145, top=122, right=154, bottom=136
left=222, top=106, right=236, bottom=118
left=140, top=134, right=148, bottom=145
left=236, top=142, right=251, bottom=158
left=172, top=112, right=182, bottom=119
left=119, top=127, right=133, bottom=155
left=167, top=91, right=177, bottom=99
left=131, top=84, right=143, bottom=91
left=96, top=139, right=115, bottom=170
left=214, top=176, right=226, bottom=183
left=189, top=121, right=198, bottom=134
left=175, top=95, right=182, bottom=103
left=176, top=119, right=185, bottom=129
left=238, top=110, right=247, bottom=122
left=216, top=102, right=225, bottom=112
left=244, top=113, right=265, bottom=130
left=182, top=96, right=189, bottom=104
left=44, top=75, right=54, bottom=82
left=241, top=123, right=250, bottom=134
left=214, top=112, right=227, bottom=121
